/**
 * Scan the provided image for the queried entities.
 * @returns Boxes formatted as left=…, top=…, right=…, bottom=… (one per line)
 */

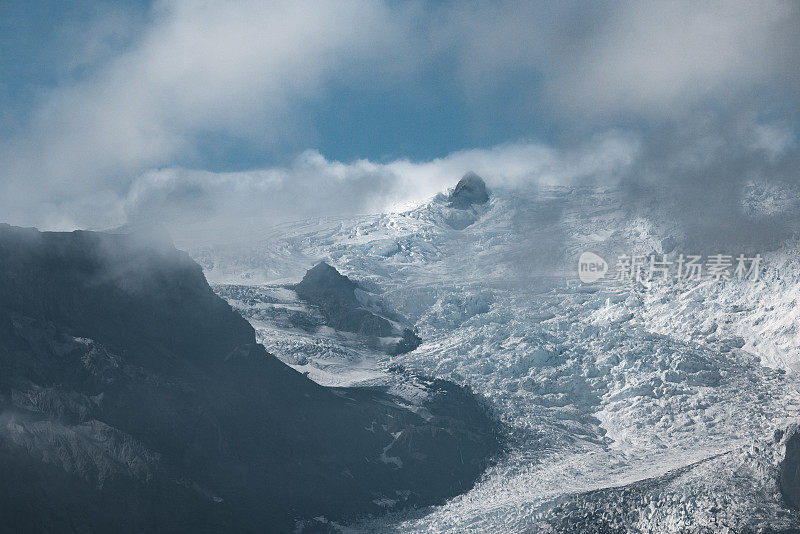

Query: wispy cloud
left=0, top=0, right=418, bottom=226
left=123, top=134, right=638, bottom=245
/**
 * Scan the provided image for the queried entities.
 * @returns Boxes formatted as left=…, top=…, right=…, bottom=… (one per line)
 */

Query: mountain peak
left=450, top=172, right=489, bottom=209
left=294, top=261, right=391, bottom=337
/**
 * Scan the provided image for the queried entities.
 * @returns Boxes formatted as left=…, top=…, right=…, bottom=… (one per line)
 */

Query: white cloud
left=121, top=134, right=638, bottom=246
left=548, top=1, right=800, bottom=116
left=0, top=0, right=797, bottom=234
left=440, top=0, right=799, bottom=116
left=0, top=0, right=417, bottom=224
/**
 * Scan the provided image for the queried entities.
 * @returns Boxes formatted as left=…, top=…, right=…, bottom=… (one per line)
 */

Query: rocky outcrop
left=780, top=425, right=800, bottom=509
left=293, top=262, right=422, bottom=354
left=450, top=171, right=489, bottom=209
left=390, top=328, right=423, bottom=356
left=293, top=261, right=393, bottom=336
left=0, top=224, right=498, bottom=533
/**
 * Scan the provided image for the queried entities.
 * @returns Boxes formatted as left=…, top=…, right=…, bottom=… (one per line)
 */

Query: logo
left=578, top=252, right=608, bottom=283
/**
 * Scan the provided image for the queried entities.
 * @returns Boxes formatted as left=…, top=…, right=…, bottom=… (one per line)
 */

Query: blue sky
left=0, top=1, right=797, bottom=236
left=0, top=0, right=557, bottom=168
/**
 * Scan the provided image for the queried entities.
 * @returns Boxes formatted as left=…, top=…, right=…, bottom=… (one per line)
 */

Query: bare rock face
left=0, top=224, right=498, bottom=533
left=293, top=261, right=394, bottom=337
left=449, top=172, right=490, bottom=209
left=293, top=262, right=422, bottom=354
left=780, top=425, right=800, bottom=509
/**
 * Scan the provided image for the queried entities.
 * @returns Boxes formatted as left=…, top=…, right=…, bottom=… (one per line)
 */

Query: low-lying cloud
left=124, top=134, right=638, bottom=246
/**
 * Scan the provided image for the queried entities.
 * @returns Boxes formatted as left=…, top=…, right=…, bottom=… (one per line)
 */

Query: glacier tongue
left=192, top=184, right=800, bottom=532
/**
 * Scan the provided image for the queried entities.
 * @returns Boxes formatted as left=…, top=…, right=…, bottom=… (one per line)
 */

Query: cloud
left=443, top=0, right=800, bottom=118
left=0, top=0, right=797, bottom=243
left=0, top=0, right=418, bottom=226
left=556, top=2, right=799, bottom=116
left=121, top=134, right=639, bottom=245
left=617, top=112, right=800, bottom=250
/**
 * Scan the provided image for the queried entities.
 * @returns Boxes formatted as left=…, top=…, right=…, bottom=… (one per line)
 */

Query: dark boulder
left=449, top=172, right=489, bottom=209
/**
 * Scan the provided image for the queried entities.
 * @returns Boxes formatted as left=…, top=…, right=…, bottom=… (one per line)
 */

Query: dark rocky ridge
left=293, top=261, right=422, bottom=354
left=781, top=426, right=800, bottom=510
left=294, top=262, right=392, bottom=336
left=0, top=224, right=498, bottom=533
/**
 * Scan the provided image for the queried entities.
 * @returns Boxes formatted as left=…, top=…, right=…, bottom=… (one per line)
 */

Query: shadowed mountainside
left=0, top=224, right=498, bottom=533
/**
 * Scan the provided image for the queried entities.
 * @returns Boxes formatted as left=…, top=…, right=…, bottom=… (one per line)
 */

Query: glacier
left=191, top=182, right=800, bottom=532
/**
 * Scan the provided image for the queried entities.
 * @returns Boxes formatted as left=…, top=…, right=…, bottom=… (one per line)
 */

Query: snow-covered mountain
left=190, top=177, right=800, bottom=532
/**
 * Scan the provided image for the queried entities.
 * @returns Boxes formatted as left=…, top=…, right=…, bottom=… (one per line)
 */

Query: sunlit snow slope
left=190, top=183, right=800, bottom=532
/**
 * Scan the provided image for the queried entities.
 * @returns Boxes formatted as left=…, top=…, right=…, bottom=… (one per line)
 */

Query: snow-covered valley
left=192, top=183, right=800, bottom=532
